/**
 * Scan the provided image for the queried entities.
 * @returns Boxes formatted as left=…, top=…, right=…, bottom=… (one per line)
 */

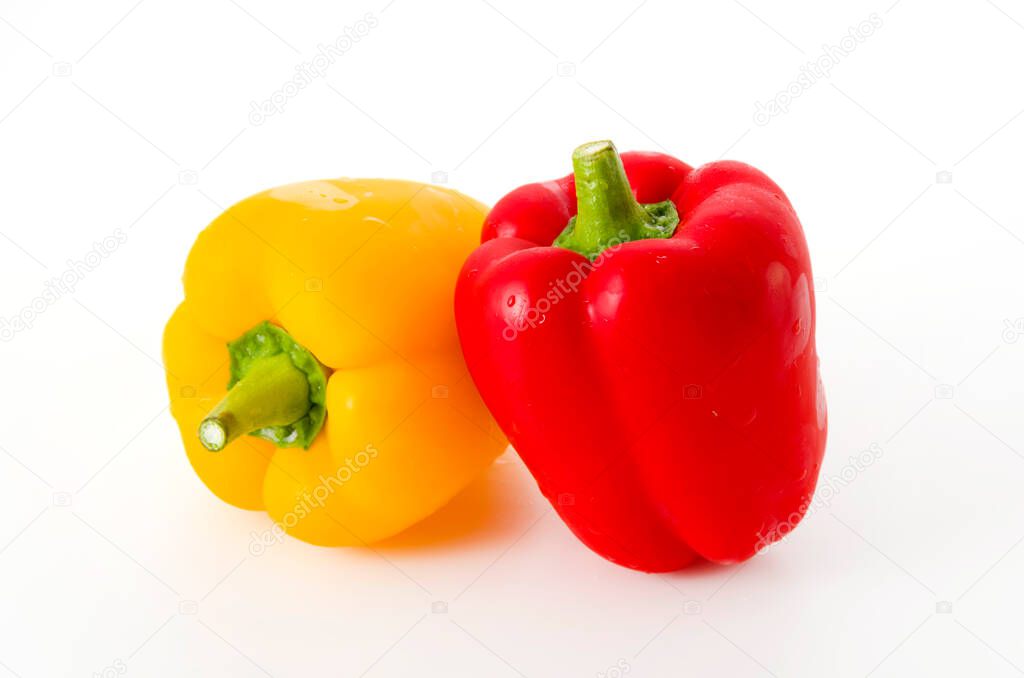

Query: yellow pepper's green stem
left=199, top=353, right=311, bottom=452
left=554, top=140, right=680, bottom=260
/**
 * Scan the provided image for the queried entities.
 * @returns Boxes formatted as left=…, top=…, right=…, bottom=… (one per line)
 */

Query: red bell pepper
left=455, top=141, right=827, bottom=572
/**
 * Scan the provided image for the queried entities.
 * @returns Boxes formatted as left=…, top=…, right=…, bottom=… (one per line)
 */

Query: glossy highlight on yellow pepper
left=163, top=178, right=506, bottom=545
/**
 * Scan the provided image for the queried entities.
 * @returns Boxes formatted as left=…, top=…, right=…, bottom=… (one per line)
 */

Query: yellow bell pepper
left=163, top=178, right=506, bottom=546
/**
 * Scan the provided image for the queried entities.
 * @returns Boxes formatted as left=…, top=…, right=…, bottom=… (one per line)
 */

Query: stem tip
left=199, top=417, right=229, bottom=452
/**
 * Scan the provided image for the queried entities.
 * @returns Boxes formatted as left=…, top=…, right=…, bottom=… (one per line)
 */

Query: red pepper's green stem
left=199, top=353, right=311, bottom=452
left=554, top=140, right=680, bottom=260
left=573, top=140, right=649, bottom=241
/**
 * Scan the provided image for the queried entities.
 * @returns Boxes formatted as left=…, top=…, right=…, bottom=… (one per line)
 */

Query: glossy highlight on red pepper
left=455, top=141, right=827, bottom=572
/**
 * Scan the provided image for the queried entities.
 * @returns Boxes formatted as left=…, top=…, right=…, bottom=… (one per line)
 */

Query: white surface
left=1, top=0, right=1023, bottom=676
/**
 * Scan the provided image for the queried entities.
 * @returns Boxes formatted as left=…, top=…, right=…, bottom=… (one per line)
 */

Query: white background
left=1, top=0, right=1023, bottom=676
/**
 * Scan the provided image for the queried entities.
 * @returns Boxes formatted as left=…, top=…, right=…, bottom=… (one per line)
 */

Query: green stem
left=553, top=140, right=680, bottom=260
left=199, top=353, right=310, bottom=452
